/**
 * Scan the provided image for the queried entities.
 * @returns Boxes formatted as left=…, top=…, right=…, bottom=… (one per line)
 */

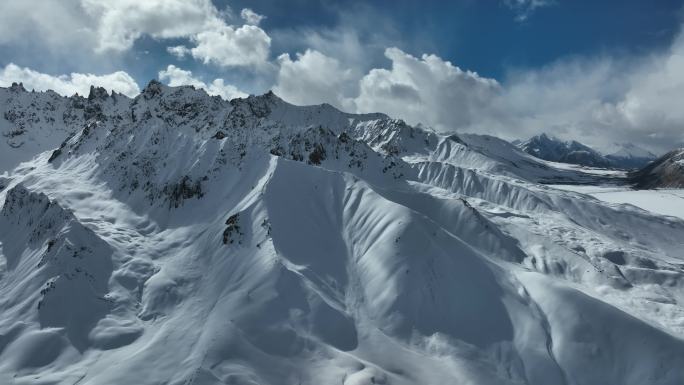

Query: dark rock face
left=630, top=149, right=684, bottom=189
left=163, top=176, right=204, bottom=208
left=142, top=80, right=164, bottom=99
left=222, top=213, right=242, bottom=244
left=308, top=143, right=326, bottom=165
left=88, top=86, right=109, bottom=101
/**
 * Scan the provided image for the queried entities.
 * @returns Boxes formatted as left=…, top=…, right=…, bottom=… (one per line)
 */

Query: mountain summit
left=605, top=142, right=658, bottom=169
left=516, top=134, right=657, bottom=169
left=517, top=133, right=612, bottom=168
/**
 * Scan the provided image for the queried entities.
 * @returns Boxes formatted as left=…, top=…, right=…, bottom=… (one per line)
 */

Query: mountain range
left=515, top=133, right=657, bottom=170
left=0, top=81, right=683, bottom=385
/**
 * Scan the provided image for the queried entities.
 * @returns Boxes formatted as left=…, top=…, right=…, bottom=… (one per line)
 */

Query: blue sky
left=1, top=0, right=683, bottom=151
left=231, top=0, right=683, bottom=78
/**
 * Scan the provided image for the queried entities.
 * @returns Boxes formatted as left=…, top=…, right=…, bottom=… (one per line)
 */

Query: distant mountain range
left=605, top=142, right=660, bottom=169
left=514, top=134, right=657, bottom=170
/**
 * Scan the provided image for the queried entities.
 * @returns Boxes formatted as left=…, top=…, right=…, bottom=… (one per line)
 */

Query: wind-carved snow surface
left=0, top=82, right=683, bottom=385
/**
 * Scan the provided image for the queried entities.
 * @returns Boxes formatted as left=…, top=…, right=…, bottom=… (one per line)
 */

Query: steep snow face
left=518, top=133, right=612, bottom=168
left=1, top=84, right=684, bottom=385
left=631, top=148, right=684, bottom=189
left=0, top=185, right=114, bottom=366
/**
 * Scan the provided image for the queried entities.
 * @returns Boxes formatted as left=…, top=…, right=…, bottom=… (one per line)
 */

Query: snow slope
left=550, top=185, right=684, bottom=221
left=1, top=83, right=683, bottom=385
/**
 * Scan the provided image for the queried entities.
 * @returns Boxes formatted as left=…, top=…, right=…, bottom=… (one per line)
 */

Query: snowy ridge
left=1, top=83, right=684, bottom=384
left=0, top=83, right=131, bottom=172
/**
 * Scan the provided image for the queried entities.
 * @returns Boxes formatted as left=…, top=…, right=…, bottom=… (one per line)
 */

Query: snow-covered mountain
left=1, top=82, right=684, bottom=385
left=517, top=133, right=612, bottom=168
left=605, top=143, right=657, bottom=169
left=516, top=135, right=658, bottom=170
left=631, top=148, right=684, bottom=189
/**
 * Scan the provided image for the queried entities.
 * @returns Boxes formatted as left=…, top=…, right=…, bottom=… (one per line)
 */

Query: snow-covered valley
left=0, top=83, right=683, bottom=385
left=551, top=185, right=684, bottom=221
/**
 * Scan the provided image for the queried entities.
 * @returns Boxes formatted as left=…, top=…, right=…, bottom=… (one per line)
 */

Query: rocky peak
left=9, top=82, right=26, bottom=92
left=228, top=92, right=280, bottom=120
left=242, top=90, right=283, bottom=104
left=141, top=79, right=165, bottom=99
left=88, top=86, right=109, bottom=101
left=518, top=133, right=611, bottom=168
left=0, top=184, right=71, bottom=233
left=262, top=90, right=279, bottom=101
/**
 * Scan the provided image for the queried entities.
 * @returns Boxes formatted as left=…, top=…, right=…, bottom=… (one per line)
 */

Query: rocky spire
left=142, top=79, right=164, bottom=99
left=9, top=82, right=26, bottom=92
left=88, top=85, right=109, bottom=100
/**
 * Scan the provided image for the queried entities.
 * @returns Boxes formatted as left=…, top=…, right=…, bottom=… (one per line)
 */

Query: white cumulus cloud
left=158, top=65, right=247, bottom=100
left=167, top=45, right=191, bottom=59
left=273, top=47, right=501, bottom=132
left=0, top=63, right=140, bottom=97
left=0, top=0, right=91, bottom=49
left=189, top=24, right=271, bottom=68
left=83, top=0, right=272, bottom=68
left=274, top=50, right=356, bottom=109
left=354, top=48, right=501, bottom=131
left=81, top=0, right=222, bottom=52
left=0, top=0, right=272, bottom=69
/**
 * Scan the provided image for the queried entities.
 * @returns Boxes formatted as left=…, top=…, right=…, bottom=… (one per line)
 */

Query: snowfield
left=0, top=82, right=683, bottom=385
left=551, top=185, right=684, bottom=221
